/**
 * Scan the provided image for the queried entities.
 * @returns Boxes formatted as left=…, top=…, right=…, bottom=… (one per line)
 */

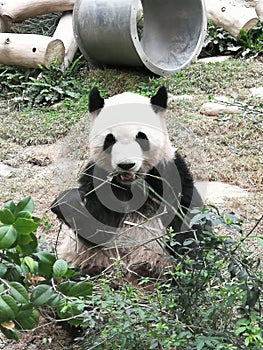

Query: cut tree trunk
left=0, top=17, right=8, bottom=32
left=53, top=11, right=78, bottom=70
left=205, top=0, right=259, bottom=37
left=0, top=0, right=74, bottom=22
left=0, top=33, right=65, bottom=68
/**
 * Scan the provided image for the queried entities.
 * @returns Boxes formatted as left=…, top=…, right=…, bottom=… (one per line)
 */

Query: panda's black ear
left=150, top=86, right=168, bottom=111
left=89, top=87, right=105, bottom=113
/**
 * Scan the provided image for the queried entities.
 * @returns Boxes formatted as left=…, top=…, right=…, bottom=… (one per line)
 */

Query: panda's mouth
left=118, top=172, right=136, bottom=182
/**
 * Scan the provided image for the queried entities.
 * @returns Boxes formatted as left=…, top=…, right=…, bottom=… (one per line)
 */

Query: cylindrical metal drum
left=73, top=0, right=207, bottom=76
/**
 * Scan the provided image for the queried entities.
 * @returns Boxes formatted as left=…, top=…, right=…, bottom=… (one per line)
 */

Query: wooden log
left=53, top=11, right=78, bottom=70
left=0, top=17, right=8, bottom=32
left=0, top=0, right=74, bottom=22
left=0, top=33, right=65, bottom=68
left=249, top=0, right=263, bottom=16
left=205, top=0, right=259, bottom=37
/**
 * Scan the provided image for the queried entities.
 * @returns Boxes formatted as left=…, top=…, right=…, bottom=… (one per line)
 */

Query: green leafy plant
left=238, top=22, right=263, bottom=57
left=0, top=56, right=84, bottom=108
left=135, top=80, right=162, bottom=97
left=0, top=197, right=92, bottom=340
left=201, top=21, right=263, bottom=58
left=18, top=58, right=83, bottom=107
left=76, top=207, right=262, bottom=350
left=201, top=22, right=238, bottom=57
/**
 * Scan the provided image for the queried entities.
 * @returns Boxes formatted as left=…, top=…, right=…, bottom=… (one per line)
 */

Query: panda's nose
left=117, top=162, right=135, bottom=170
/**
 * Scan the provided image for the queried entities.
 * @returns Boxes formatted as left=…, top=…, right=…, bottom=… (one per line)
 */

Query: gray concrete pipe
left=73, top=0, right=207, bottom=76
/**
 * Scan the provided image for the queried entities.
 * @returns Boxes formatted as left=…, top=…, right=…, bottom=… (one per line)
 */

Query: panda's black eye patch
left=103, top=133, right=116, bottom=152
left=136, top=132, right=150, bottom=151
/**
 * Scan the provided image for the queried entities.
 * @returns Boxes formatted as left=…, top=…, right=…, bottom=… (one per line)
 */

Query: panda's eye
left=103, top=133, right=116, bottom=152
left=136, top=132, right=149, bottom=151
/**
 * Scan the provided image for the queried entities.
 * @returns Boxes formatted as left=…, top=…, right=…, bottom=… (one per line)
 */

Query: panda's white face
left=109, top=132, right=144, bottom=177
left=88, top=88, right=174, bottom=184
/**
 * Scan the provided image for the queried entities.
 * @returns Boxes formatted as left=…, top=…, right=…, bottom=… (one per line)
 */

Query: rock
left=198, top=56, right=233, bottom=64
left=200, top=102, right=239, bottom=116
left=0, top=162, right=16, bottom=177
left=168, top=94, right=193, bottom=102
left=250, top=86, right=263, bottom=98
left=196, top=181, right=249, bottom=205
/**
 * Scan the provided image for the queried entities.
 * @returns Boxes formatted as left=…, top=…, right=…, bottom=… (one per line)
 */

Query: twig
left=213, top=98, right=263, bottom=124
left=232, top=215, right=263, bottom=252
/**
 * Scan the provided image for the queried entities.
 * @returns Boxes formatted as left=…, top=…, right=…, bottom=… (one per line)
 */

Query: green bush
left=0, top=197, right=92, bottom=340
left=78, top=207, right=263, bottom=349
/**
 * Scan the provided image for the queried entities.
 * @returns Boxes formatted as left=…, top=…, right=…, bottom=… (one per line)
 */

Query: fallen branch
left=200, top=98, right=263, bottom=124
left=200, top=102, right=239, bottom=116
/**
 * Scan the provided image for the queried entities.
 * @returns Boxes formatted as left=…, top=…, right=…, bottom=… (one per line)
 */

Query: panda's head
left=88, top=87, right=174, bottom=185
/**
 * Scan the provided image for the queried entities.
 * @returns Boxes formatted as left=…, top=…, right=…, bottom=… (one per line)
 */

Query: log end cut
left=45, top=39, right=65, bottom=67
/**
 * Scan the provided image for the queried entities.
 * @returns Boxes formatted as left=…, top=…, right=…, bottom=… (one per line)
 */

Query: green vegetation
left=0, top=57, right=84, bottom=107
left=0, top=197, right=92, bottom=341
left=1, top=58, right=262, bottom=111
left=0, top=198, right=262, bottom=349
left=201, top=20, right=263, bottom=58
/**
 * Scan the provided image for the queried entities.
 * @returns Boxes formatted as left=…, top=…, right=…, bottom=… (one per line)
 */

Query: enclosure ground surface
left=0, top=58, right=262, bottom=349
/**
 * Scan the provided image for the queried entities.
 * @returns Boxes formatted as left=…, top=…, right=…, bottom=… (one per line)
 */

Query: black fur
left=150, top=86, right=168, bottom=111
left=51, top=151, right=203, bottom=253
left=103, top=133, right=116, bottom=152
left=136, top=132, right=150, bottom=151
left=88, top=87, right=104, bottom=113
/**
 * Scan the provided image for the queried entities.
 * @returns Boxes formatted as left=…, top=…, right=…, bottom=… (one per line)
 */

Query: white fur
left=89, top=92, right=174, bottom=173
left=111, top=141, right=143, bottom=171
left=104, top=92, right=150, bottom=106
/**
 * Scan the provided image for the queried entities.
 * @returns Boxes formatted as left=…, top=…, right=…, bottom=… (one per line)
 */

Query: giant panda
left=51, top=86, right=205, bottom=279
